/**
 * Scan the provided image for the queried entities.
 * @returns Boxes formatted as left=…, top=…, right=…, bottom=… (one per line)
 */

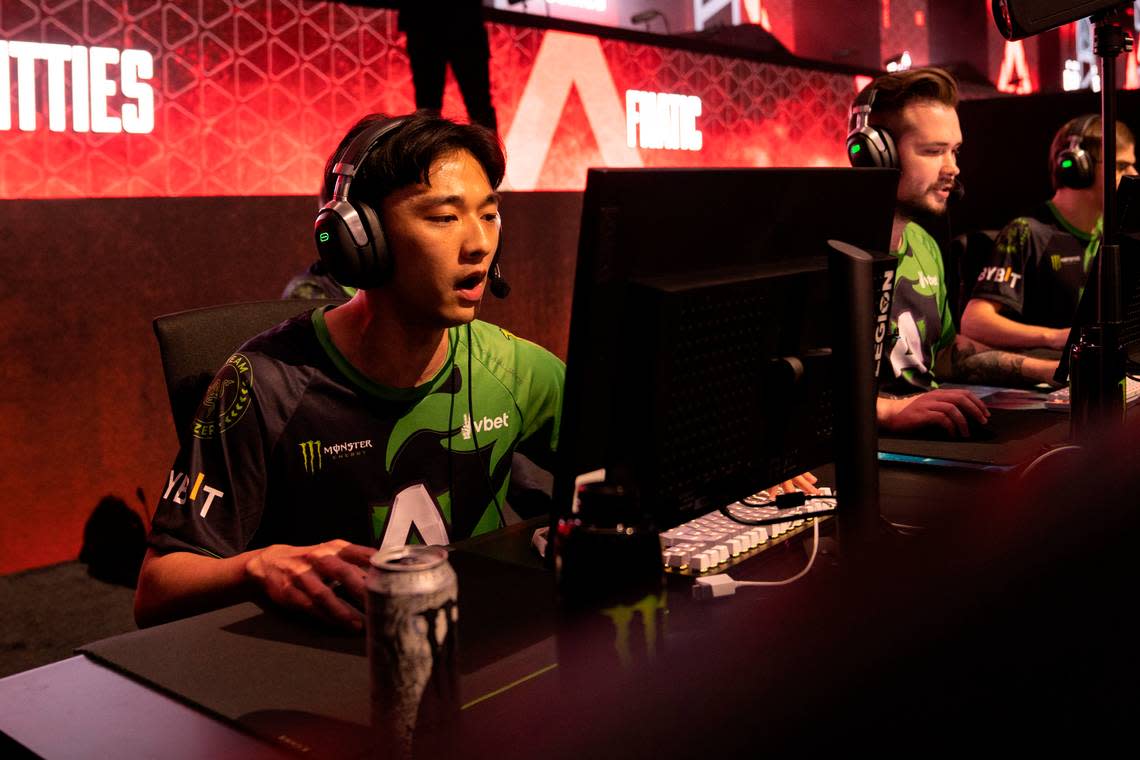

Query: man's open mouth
left=457, top=273, right=485, bottom=290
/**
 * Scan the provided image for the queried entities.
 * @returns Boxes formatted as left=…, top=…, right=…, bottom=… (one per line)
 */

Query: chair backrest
left=947, top=229, right=998, bottom=329
left=153, top=299, right=341, bottom=438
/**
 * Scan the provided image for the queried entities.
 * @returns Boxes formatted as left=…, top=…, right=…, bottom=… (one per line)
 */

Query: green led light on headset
left=319, top=231, right=330, bottom=243
left=850, top=144, right=861, bottom=154
left=1061, top=159, right=1074, bottom=168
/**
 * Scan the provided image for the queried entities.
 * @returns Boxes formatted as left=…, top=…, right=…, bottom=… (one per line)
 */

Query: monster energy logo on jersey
left=299, top=437, right=375, bottom=474
left=300, top=440, right=322, bottom=473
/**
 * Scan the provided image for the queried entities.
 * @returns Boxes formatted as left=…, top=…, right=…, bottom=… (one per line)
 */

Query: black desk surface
left=3, top=408, right=1115, bottom=758
left=1, top=517, right=860, bottom=758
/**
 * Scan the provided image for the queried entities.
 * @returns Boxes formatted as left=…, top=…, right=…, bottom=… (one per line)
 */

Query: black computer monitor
left=552, top=167, right=898, bottom=530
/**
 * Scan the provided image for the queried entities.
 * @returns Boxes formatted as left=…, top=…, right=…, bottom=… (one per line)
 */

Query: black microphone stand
left=1069, top=4, right=1133, bottom=441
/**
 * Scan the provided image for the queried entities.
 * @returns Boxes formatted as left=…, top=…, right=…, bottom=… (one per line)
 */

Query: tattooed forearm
left=952, top=347, right=1029, bottom=385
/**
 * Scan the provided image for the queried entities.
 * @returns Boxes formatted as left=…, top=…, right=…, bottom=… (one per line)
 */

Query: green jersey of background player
left=852, top=67, right=1060, bottom=437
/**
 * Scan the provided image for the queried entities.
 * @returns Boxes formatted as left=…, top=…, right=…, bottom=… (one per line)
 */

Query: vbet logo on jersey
left=298, top=438, right=374, bottom=474
left=917, top=271, right=939, bottom=290
left=460, top=411, right=510, bottom=440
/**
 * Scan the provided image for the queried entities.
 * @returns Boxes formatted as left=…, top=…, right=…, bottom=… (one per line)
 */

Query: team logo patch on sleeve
left=193, top=354, right=254, bottom=439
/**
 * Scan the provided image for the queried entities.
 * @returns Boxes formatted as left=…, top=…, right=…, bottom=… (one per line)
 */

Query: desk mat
left=79, top=550, right=556, bottom=758
left=879, top=407, right=1068, bottom=466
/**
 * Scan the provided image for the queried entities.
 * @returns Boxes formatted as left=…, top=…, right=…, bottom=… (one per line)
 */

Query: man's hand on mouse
left=245, top=540, right=374, bottom=631
left=879, top=388, right=990, bottom=437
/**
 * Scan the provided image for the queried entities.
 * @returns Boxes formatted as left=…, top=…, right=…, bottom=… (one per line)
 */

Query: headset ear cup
left=847, top=127, right=898, bottom=170
left=315, top=206, right=370, bottom=288
left=487, top=225, right=510, bottom=298
left=313, top=201, right=389, bottom=289
left=1054, top=115, right=1098, bottom=190
left=1073, top=152, right=1094, bottom=189
left=879, top=128, right=898, bottom=170
left=355, top=202, right=391, bottom=288
left=1055, top=150, right=1094, bottom=190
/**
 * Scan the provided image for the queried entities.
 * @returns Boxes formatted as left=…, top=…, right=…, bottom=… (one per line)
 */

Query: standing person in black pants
left=399, top=0, right=498, bottom=133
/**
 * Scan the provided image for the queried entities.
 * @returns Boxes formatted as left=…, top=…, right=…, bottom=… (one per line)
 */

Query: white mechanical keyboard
left=660, top=488, right=837, bottom=576
left=1044, top=377, right=1140, bottom=411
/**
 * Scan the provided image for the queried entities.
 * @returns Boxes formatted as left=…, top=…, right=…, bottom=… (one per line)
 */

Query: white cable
left=693, top=520, right=820, bottom=599
left=1019, top=444, right=1082, bottom=480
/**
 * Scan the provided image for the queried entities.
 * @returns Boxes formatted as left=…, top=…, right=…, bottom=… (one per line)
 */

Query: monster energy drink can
left=366, top=545, right=459, bottom=759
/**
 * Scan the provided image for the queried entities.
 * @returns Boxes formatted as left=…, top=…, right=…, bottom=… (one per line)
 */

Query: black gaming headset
left=1053, top=114, right=1098, bottom=190
left=314, top=116, right=509, bottom=296
left=846, top=86, right=898, bottom=170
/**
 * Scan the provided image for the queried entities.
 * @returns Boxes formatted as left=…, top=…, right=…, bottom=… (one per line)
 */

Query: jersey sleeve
left=933, top=240, right=957, bottom=361
left=509, top=337, right=566, bottom=473
left=970, top=218, right=1031, bottom=315
left=147, top=353, right=272, bottom=558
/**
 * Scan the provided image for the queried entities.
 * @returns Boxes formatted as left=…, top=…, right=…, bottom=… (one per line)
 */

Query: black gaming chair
left=152, top=299, right=341, bottom=440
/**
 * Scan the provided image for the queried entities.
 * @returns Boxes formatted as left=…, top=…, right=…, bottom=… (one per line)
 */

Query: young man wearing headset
left=135, top=112, right=564, bottom=630
left=961, top=115, right=1137, bottom=351
left=848, top=68, right=1060, bottom=436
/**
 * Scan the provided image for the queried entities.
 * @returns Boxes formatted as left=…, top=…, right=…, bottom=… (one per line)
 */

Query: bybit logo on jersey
left=625, top=90, right=703, bottom=151
left=460, top=412, right=511, bottom=440
left=164, top=470, right=225, bottom=518
left=299, top=438, right=374, bottom=473
left=1, top=40, right=155, bottom=133
left=977, top=266, right=1022, bottom=289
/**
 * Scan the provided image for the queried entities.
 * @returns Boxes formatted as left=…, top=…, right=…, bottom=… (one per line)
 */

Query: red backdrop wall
left=1, top=2, right=871, bottom=572
left=1, top=2, right=861, bottom=200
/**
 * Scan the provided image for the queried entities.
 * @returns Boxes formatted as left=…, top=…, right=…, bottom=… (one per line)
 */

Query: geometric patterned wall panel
left=1, top=1, right=859, bottom=198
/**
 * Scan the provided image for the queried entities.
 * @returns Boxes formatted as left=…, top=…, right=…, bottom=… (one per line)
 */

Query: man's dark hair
left=319, top=110, right=505, bottom=207
left=860, top=67, right=959, bottom=139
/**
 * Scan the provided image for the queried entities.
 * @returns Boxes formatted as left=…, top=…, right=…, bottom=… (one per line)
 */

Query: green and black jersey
left=880, top=222, right=956, bottom=395
left=149, top=308, right=565, bottom=558
left=970, top=202, right=1099, bottom=328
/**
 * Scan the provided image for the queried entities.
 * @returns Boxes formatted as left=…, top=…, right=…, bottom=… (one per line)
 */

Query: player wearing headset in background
left=961, top=115, right=1137, bottom=351
left=847, top=68, right=1060, bottom=437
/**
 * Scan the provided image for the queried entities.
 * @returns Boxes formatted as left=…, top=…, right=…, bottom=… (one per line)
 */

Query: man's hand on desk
left=245, top=540, right=374, bottom=632
left=771, top=472, right=820, bottom=495
left=877, top=388, right=989, bottom=437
